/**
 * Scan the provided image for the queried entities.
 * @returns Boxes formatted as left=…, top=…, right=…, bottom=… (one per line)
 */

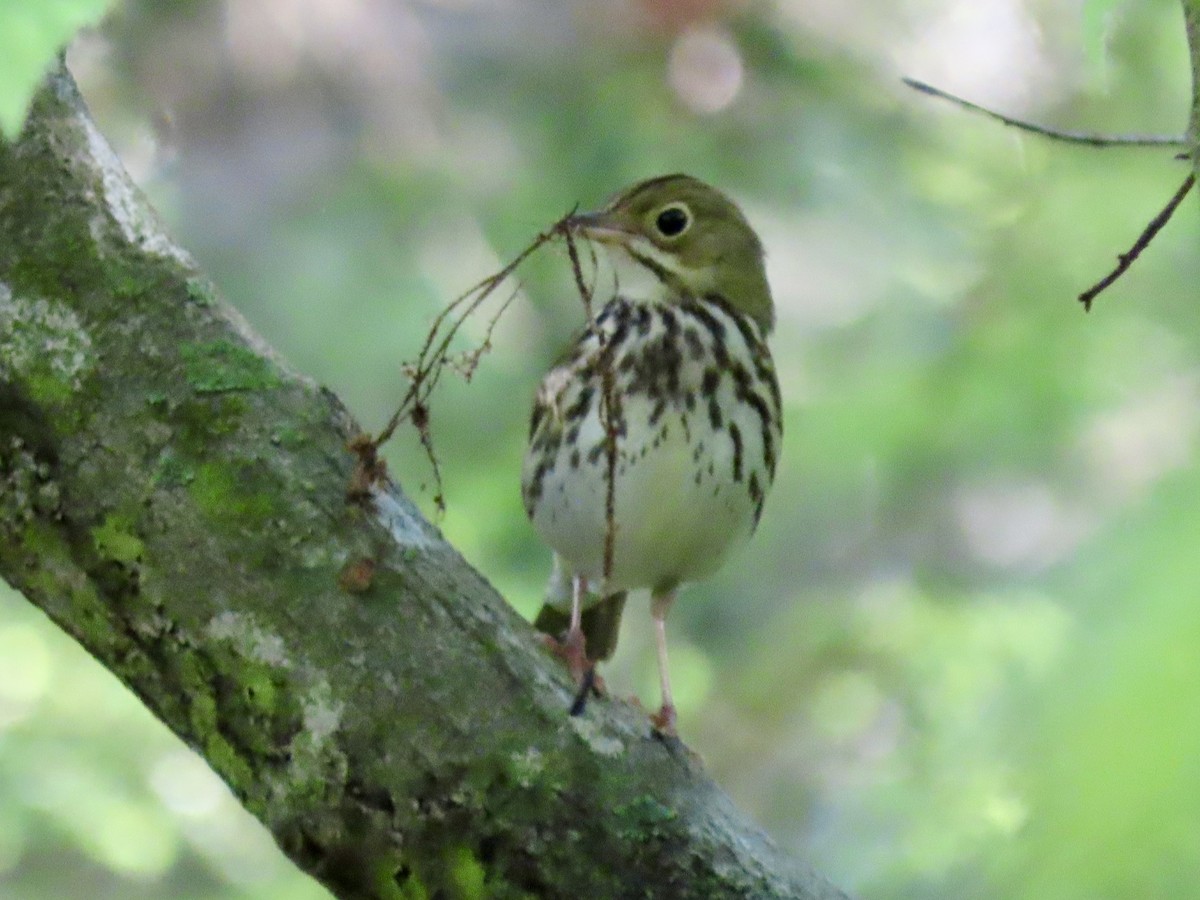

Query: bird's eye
left=654, top=204, right=691, bottom=238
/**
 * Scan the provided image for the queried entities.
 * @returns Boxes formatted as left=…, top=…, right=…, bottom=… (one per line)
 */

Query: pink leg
left=543, top=575, right=590, bottom=683
left=649, top=588, right=677, bottom=735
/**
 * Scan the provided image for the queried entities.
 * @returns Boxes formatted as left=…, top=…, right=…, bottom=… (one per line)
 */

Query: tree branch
left=0, top=63, right=847, bottom=900
left=901, top=77, right=1189, bottom=148
left=909, top=3, right=1200, bottom=310
left=1077, top=172, right=1196, bottom=310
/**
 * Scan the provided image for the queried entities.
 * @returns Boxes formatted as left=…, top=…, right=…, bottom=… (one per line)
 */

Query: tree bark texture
left=0, top=64, right=848, bottom=900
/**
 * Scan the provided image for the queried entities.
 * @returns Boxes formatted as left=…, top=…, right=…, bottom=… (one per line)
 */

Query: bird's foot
left=650, top=702, right=677, bottom=737
left=541, top=630, right=607, bottom=694
left=541, top=628, right=588, bottom=681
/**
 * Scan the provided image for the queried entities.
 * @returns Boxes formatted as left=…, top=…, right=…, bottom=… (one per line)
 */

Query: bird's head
left=567, top=174, right=774, bottom=334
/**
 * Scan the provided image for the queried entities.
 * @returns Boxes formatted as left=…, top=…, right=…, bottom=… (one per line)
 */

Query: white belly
left=522, top=295, right=780, bottom=595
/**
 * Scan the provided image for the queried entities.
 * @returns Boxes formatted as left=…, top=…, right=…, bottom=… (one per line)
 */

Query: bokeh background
left=3, top=0, right=1199, bottom=897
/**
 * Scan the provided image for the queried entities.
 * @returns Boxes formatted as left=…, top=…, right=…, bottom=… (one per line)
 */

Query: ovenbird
left=522, top=174, right=781, bottom=735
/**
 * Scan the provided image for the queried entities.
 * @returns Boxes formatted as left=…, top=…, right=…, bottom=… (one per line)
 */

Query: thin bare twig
left=561, top=227, right=619, bottom=588
left=564, top=223, right=594, bottom=321
left=903, top=77, right=1190, bottom=148
left=1079, top=172, right=1197, bottom=310
left=350, top=208, right=579, bottom=512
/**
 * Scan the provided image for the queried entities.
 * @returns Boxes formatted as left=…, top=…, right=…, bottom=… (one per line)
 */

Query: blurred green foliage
left=0, top=0, right=118, bottom=135
left=3, top=0, right=1199, bottom=897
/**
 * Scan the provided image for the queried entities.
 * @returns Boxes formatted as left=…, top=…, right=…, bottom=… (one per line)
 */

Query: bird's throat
left=600, top=245, right=683, bottom=306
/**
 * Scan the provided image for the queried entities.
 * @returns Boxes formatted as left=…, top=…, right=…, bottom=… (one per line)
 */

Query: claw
left=541, top=628, right=588, bottom=682
left=650, top=702, right=677, bottom=737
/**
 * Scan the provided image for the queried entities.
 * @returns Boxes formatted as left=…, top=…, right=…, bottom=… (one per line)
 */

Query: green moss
left=91, top=513, right=145, bottom=565
left=272, top=425, right=307, bottom=449
left=243, top=666, right=279, bottom=713
left=176, top=647, right=286, bottom=809
left=203, top=724, right=256, bottom=795
left=185, top=276, right=216, bottom=307
left=372, top=854, right=419, bottom=900
left=616, top=795, right=678, bottom=843
left=25, top=370, right=75, bottom=406
left=287, top=731, right=347, bottom=804
left=21, top=566, right=64, bottom=600
left=391, top=863, right=430, bottom=900
left=190, top=461, right=276, bottom=527
left=448, top=846, right=487, bottom=898
left=18, top=518, right=59, bottom=561
left=170, top=396, right=249, bottom=456
left=181, top=339, right=280, bottom=394
left=153, top=449, right=193, bottom=488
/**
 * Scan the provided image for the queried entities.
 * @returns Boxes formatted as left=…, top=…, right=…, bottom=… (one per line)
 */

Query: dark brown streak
left=679, top=298, right=727, bottom=356
left=728, top=422, right=743, bottom=482
left=1079, top=172, right=1196, bottom=311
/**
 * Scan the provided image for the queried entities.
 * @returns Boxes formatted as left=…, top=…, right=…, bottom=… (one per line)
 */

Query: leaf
left=0, top=0, right=119, bottom=138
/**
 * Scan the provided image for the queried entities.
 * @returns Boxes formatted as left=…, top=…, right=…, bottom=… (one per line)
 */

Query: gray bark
left=0, top=63, right=847, bottom=900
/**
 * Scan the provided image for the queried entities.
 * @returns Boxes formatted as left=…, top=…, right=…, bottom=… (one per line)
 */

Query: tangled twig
left=349, top=207, right=593, bottom=513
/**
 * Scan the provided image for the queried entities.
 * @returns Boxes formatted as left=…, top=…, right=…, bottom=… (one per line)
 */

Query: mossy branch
left=0, top=62, right=847, bottom=900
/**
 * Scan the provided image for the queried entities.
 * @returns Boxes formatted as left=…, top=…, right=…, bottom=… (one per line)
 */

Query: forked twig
left=564, top=226, right=595, bottom=321
left=905, top=76, right=1196, bottom=308
left=1079, top=172, right=1196, bottom=310
left=350, top=207, right=584, bottom=512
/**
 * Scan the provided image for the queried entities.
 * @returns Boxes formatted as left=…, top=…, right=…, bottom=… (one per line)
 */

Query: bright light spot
left=982, top=788, right=1029, bottom=835
left=955, top=479, right=1087, bottom=570
left=1081, top=375, right=1200, bottom=500
left=756, top=209, right=882, bottom=332
left=182, top=802, right=300, bottom=887
left=83, top=800, right=178, bottom=877
left=416, top=216, right=530, bottom=354
left=895, top=0, right=1051, bottom=112
left=809, top=669, right=884, bottom=744
left=149, top=749, right=227, bottom=819
left=0, top=624, right=52, bottom=729
left=668, top=26, right=744, bottom=115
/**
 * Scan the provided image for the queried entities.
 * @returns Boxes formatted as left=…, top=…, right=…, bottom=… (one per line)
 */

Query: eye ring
left=654, top=203, right=692, bottom=239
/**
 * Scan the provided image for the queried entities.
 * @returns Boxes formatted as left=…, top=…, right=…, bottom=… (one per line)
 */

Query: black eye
left=655, top=205, right=691, bottom=237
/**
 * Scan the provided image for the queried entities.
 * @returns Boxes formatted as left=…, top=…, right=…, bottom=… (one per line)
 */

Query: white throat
left=598, top=245, right=675, bottom=304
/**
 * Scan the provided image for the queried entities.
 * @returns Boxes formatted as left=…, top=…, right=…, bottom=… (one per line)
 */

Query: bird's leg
left=543, top=574, right=591, bottom=683
left=649, top=588, right=677, bottom=736
left=563, top=573, right=589, bottom=681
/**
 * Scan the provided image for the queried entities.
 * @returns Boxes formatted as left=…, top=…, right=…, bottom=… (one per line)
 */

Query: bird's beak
left=565, top=209, right=635, bottom=245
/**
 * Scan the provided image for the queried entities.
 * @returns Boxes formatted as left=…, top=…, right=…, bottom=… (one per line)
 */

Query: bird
left=522, top=174, right=782, bottom=735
